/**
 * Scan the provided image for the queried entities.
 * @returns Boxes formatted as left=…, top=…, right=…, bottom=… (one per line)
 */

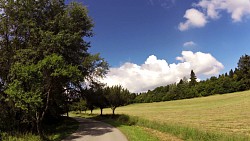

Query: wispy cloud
left=148, top=0, right=176, bottom=8
left=183, top=41, right=197, bottom=47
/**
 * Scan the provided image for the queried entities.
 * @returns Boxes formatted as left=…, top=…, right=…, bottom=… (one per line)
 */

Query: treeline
left=70, top=85, right=136, bottom=115
left=134, top=54, right=250, bottom=103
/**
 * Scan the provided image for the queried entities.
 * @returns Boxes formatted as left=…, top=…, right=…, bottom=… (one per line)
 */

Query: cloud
left=102, top=51, right=224, bottom=93
left=148, top=0, right=176, bottom=8
left=183, top=41, right=196, bottom=47
left=179, top=0, right=250, bottom=31
left=196, top=0, right=250, bottom=22
left=178, top=8, right=207, bottom=31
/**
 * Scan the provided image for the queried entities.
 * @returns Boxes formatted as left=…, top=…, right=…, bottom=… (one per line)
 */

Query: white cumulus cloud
left=179, top=0, right=250, bottom=31
left=102, top=51, right=224, bottom=93
left=179, top=8, right=207, bottom=31
left=196, top=0, right=250, bottom=22
left=183, top=41, right=196, bottom=47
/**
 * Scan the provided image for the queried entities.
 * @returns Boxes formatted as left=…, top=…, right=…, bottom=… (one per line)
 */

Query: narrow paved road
left=63, top=117, right=128, bottom=141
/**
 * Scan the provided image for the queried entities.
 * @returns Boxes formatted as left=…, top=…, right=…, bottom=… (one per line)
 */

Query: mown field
left=91, top=90, right=250, bottom=138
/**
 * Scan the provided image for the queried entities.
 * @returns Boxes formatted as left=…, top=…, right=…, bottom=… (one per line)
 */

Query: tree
left=72, top=98, right=87, bottom=113
left=189, top=70, right=197, bottom=86
left=229, top=69, right=234, bottom=78
left=238, top=55, right=250, bottom=73
left=237, top=54, right=250, bottom=89
left=95, top=88, right=108, bottom=116
left=0, top=0, right=108, bottom=139
left=105, top=86, right=130, bottom=115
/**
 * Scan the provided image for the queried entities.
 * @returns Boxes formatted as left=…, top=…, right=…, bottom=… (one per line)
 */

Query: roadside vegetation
left=71, top=112, right=182, bottom=141
left=87, top=90, right=250, bottom=141
left=1, top=116, right=79, bottom=141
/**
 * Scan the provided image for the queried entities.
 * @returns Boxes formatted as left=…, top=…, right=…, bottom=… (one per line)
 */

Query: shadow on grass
left=44, top=116, right=79, bottom=141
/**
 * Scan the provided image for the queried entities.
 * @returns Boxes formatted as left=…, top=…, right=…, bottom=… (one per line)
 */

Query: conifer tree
left=189, top=70, right=197, bottom=86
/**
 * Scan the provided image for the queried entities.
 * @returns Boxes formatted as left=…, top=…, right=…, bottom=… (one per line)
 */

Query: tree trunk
left=66, top=101, right=69, bottom=117
left=100, top=108, right=103, bottom=116
left=90, top=109, right=93, bottom=115
left=112, top=107, right=116, bottom=115
left=36, top=88, right=51, bottom=140
left=36, top=112, right=45, bottom=140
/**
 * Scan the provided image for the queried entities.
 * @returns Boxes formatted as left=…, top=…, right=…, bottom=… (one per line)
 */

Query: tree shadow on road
left=63, top=116, right=117, bottom=140
left=87, top=114, right=138, bottom=128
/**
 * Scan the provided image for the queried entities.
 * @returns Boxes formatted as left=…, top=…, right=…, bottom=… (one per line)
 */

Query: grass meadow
left=88, top=90, right=250, bottom=140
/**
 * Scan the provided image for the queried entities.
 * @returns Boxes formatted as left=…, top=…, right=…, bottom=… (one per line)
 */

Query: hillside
left=97, top=91, right=250, bottom=136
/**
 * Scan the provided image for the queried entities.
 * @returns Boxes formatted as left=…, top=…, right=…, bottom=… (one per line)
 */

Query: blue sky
left=67, top=0, right=250, bottom=92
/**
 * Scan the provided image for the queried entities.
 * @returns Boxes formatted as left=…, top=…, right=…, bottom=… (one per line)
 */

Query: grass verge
left=72, top=112, right=249, bottom=141
left=70, top=112, right=160, bottom=141
left=106, top=114, right=249, bottom=141
left=103, top=119, right=160, bottom=141
left=0, top=116, right=79, bottom=141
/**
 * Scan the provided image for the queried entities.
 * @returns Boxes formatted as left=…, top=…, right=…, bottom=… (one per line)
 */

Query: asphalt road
left=62, top=117, right=128, bottom=141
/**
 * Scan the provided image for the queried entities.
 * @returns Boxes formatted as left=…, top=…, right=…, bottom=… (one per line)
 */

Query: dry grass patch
left=141, top=126, right=183, bottom=141
left=91, top=91, right=250, bottom=137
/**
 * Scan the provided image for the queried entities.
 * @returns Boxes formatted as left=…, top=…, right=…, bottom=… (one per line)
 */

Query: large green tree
left=0, top=0, right=108, bottom=139
left=105, top=85, right=130, bottom=115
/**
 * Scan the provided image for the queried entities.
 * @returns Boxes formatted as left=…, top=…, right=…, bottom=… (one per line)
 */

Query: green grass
left=88, top=90, right=250, bottom=140
left=0, top=116, right=79, bottom=141
left=103, top=118, right=160, bottom=141
left=70, top=112, right=160, bottom=141
left=0, top=132, right=41, bottom=141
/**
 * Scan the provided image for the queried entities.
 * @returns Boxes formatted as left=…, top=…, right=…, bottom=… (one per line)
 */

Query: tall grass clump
left=1, top=132, right=41, bottom=141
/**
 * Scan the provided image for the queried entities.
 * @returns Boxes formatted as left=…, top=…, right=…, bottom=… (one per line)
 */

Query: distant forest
left=134, top=54, right=250, bottom=103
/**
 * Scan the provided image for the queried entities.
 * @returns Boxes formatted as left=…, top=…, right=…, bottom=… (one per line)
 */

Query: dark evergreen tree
left=229, top=69, right=234, bottom=78
left=178, top=79, right=184, bottom=85
left=237, top=54, right=250, bottom=80
left=189, top=70, right=197, bottom=86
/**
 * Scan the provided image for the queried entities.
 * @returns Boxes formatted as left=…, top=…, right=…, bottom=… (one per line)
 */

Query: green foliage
left=0, top=0, right=108, bottom=139
left=1, top=116, right=79, bottom=141
left=104, top=85, right=131, bottom=115
left=70, top=84, right=134, bottom=116
left=189, top=70, right=197, bottom=87
left=70, top=98, right=87, bottom=113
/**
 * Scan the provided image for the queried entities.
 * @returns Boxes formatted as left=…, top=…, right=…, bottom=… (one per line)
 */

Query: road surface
left=63, top=117, right=128, bottom=141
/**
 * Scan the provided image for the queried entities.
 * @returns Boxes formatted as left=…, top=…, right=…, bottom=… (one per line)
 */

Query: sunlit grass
left=90, top=90, right=250, bottom=137
left=103, top=119, right=160, bottom=141
left=0, top=132, right=41, bottom=141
